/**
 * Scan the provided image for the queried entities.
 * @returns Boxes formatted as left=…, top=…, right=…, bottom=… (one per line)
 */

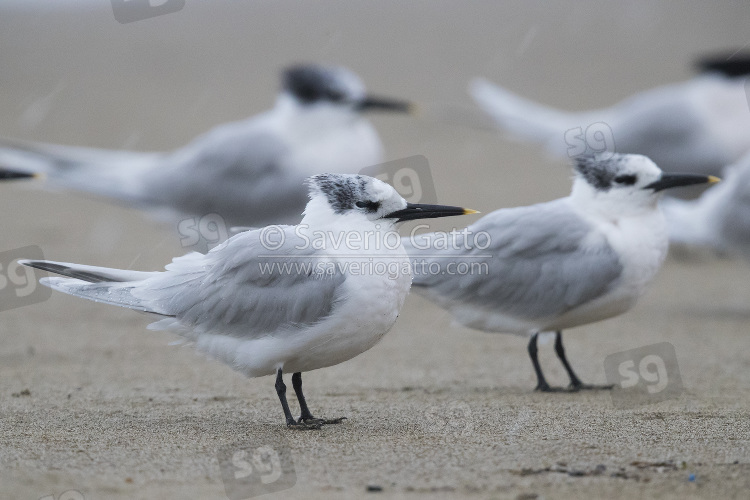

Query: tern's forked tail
left=20, top=259, right=165, bottom=314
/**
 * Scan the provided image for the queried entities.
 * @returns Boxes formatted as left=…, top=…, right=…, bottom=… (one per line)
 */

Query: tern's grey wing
left=143, top=119, right=308, bottom=226
left=139, top=226, right=347, bottom=338
left=407, top=199, right=623, bottom=320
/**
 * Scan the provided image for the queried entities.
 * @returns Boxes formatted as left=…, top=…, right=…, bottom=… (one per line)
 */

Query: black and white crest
left=282, top=64, right=364, bottom=105
left=574, top=153, right=634, bottom=191
left=308, top=173, right=372, bottom=214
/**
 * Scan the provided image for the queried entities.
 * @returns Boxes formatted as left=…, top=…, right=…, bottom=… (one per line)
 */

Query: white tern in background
left=404, top=154, right=718, bottom=391
left=0, top=64, right=414, bottom=227
left=20, top=173, right=476, bottom=429
left=662, top=150, right=750, bottom=260
left=469, top=55, right=750, bottom=177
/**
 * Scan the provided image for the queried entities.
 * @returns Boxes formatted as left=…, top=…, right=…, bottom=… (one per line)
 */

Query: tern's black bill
left=356, top=95, right=414, bottom=113
left=0, top=169, right=36, bottom=180
left=386, top=203, right=478, bottom=222
left=644, top=173, right=720, bottom=192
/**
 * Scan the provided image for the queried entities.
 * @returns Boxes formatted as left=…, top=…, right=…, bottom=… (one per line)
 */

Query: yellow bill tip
left=707, top=175, right=721, bottom=184
left=32, top=172, right=46, bottom=180
left=462, top=208, right=480, bottom=215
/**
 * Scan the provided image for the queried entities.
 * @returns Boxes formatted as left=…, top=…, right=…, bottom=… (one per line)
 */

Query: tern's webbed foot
left=287, top=419, right=324, bottom=430
left=319, top=417, right=347, bottom=425
left=298, top=416, right=347, bottom=425
left=286, top=416, right=347, bottom=430
left=535, top=382, right=577, bottom=393
left=569, top=382, right=615, bottom=391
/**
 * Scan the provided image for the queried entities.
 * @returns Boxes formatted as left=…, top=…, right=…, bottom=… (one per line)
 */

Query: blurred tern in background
left=0, top=64, right=414, bottom=227
left=20, top=173, right=475, bottom=428
left=405, top=154, right=718, bottom=391
left=470, top=54, right=750, bottom=176
left=662, top=150, right=750, bottom=260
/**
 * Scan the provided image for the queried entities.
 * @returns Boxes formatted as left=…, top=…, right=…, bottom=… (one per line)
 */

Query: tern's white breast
left=296, top=249, right=412, bottom=371
left=546, top=208, right=669, bottom=332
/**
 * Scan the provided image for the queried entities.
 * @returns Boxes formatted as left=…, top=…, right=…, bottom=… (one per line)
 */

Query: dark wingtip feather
left=19, top=260, right=113, bottom=283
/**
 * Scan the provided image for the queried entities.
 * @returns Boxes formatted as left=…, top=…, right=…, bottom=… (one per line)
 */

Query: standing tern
left=405, top=154, right=718, bottom=391
left=470, top=57, right=750, bottom=176
left=20, top=173, right=475, bottom=428
left=0, top=64, right=414, bottom=227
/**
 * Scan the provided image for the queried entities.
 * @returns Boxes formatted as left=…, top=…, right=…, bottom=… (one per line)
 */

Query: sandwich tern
left=405, top=154, right=718, bottom=391
left=469, top=57, right=750, bottom=176
left=0, top=64, right=413, bottom=227
left=20, top=173, right=475, bottom=428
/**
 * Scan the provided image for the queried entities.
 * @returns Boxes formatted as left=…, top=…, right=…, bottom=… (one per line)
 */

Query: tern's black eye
left=614, top=174, right=637, bottom=186
left=355, top=200, right=380, bottom=212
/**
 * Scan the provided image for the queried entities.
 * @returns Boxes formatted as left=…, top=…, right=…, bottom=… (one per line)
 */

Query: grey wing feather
left=21, top=260, right=157, bottom=283
left=469, top=78, right=573, bottom=146
left=40, top=277, right=158, bottom=313
left=132, top=226, right=347, bottom=338
left=405, top=199, right=623, bottom=320
left=22, top=260, right=166, bottom=313
left=145, top=120, right=307, bottom=226
left=26, top=228, right=346, bottom=339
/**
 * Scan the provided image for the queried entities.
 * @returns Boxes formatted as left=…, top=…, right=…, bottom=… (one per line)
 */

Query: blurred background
left=1, top=1, right=747, bottom=263
left=1, top=1, right=749, bottom=498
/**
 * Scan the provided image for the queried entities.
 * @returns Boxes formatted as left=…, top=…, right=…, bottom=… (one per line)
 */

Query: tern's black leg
left=276, top=369, right=321, bottom=430
left=292, top=372, right=317, bottom=423
left=527, top=332, right=574, bottom=392
left=291, top=372, right=346, bottom=426
left=554, top=331, right=583, bottom=389
left=275, top=369, right=298, bottom=426
left=528, top=332, right=553, bottom=392
left=553, top=331, right=614, bottom=391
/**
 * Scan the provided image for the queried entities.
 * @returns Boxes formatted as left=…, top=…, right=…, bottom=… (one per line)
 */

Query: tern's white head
left=570, top=153, right=719, bottom=217
left=302, top=173, right=475, bottom=229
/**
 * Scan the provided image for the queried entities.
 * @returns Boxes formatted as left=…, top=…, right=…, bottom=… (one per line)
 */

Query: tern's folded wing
left=139, top=227, right=347, bottom=338
left=145, top=122, right=306, bottom=225
left=406, top=199, right=623, bottom=321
